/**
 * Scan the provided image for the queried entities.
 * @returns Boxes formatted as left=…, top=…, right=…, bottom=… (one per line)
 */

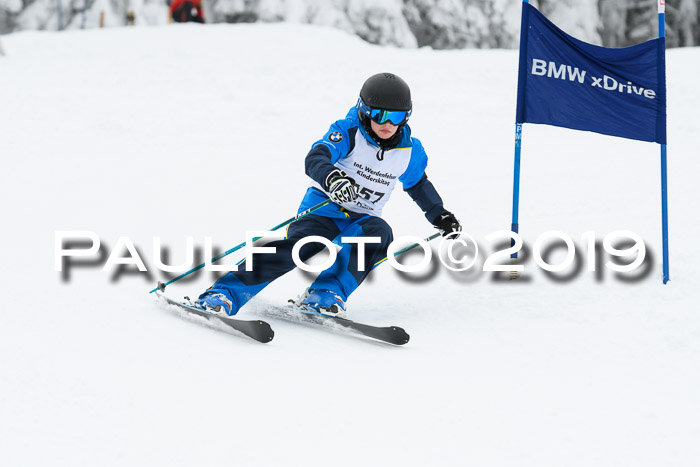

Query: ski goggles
left=369, top=108, right=410, bottom=126
left=358, top=99, right=412, bottom=126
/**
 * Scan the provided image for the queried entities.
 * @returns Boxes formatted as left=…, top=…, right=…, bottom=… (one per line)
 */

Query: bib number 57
left=356, top=185, right=385, bottom=204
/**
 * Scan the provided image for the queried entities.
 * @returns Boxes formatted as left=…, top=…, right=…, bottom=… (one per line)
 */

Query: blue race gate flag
left=510, top=1, right=670, bottom=283
left=515, top=2, right=666, bottom=144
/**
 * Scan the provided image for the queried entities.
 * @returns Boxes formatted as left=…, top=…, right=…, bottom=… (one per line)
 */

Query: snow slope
left=1, top=23, right=700, bottom=466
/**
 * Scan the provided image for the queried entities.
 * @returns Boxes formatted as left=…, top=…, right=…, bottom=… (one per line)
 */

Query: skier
left=196, top=72, right=461, bottom=318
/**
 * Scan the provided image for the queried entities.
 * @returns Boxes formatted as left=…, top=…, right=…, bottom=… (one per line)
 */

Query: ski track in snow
left=1, top=24, right=699, bottom=467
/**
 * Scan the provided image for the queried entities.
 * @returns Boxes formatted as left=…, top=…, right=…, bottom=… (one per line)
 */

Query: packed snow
left=1, top=23, right=699, bottom=466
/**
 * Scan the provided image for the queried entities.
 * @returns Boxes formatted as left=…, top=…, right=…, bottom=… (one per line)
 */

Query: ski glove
left=325, top=169, right=359, bottom=205
left=432, top=211, right=462, bottom=238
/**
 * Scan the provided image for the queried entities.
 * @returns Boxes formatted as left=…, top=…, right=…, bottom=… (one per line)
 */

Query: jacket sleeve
left=305, top=121, right=353, bottom=189
left=405, top=173, right=447, bottom=223
left=400, top=138, right=447, bottom=223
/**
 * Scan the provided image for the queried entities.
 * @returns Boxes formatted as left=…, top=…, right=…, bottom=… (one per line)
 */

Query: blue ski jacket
left=299, top=107, right=447, bottom=223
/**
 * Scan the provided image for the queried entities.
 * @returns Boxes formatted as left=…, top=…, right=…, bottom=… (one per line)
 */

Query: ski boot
left=195, top=292, right=234, bottom=317
left=299, top=288, right=348, bottom=319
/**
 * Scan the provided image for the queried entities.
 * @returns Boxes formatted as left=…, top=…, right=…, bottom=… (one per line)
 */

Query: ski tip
left=256, top=321, right=275, bottom=343
left=390, top=326, right=410, bottom=345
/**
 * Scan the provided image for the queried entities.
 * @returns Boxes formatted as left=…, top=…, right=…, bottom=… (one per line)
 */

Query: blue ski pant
left=201, top=213, right=393, bottom=315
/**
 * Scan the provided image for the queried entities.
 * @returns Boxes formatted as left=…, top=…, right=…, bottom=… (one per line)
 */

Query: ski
left=156, top=291, right=274, bottom=343
left=279, top=301, right=410, bottom=345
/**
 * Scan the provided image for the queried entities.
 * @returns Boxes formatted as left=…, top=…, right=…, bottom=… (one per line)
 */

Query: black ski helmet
left=359, top=73, right=412, bottom=112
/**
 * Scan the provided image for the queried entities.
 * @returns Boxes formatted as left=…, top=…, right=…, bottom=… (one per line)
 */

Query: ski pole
left=149, top=200, right=331, bottom=293
left=232, top=231, right=443, bottom=270
left=372, top=232, right=442, bottom=270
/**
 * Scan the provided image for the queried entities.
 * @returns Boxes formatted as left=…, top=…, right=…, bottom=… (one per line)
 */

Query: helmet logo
left=328, top=132, right=343, bottom=143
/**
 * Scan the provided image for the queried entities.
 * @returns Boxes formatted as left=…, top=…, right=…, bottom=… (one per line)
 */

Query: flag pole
left=511, top=0, right=530, bottom=261
left=511, top=122, right=522, bottom=256
left=659, top=0, right=669, bottom=283
left=661, top=145, right=669, bottom=283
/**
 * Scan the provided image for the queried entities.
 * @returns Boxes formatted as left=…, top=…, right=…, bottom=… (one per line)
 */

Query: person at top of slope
left=169, top=0, right=205, bottom=23
left=195, top=72, right=462, bottom=319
